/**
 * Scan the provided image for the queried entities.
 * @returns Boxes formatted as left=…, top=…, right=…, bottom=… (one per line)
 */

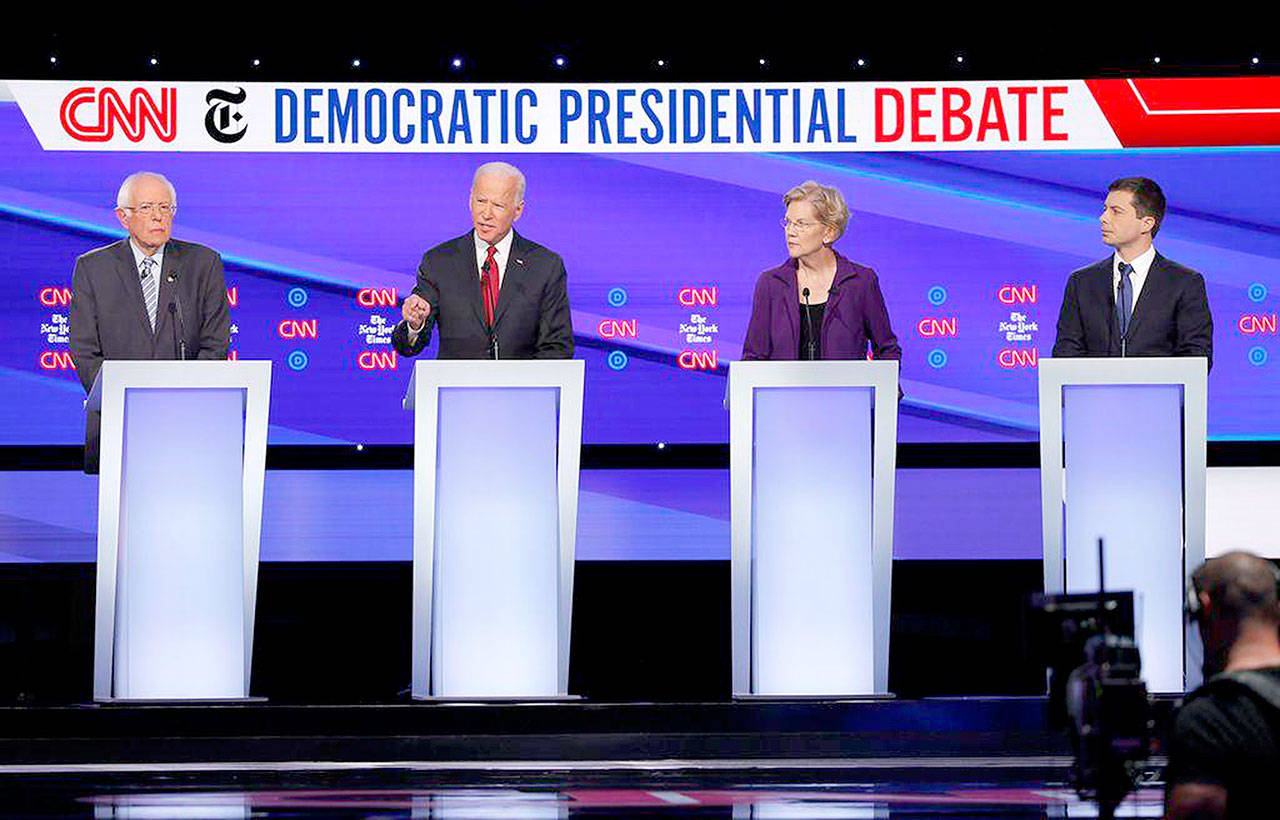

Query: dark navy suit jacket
left=1052, top=253, right=1213, bottom=370
left=391, top=230, right=573, bottom=360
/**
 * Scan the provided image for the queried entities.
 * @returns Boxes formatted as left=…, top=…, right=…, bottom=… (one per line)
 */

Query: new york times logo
left=205, top=87, right=247, bottom=143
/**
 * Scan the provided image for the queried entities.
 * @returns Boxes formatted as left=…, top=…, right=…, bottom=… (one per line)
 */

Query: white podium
left=1038, top=357, right=1208, bottom=693
left=88, top=360, right=271, bottom=702
left=729, top=360, right=899, bottom=697
left=404, top=360, right=584, bottom=700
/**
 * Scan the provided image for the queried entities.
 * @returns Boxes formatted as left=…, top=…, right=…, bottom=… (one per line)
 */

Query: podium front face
left=1038, top=357, right=1208, bottom=694
left=92, top=361, right=271, bottom=701
left=730, top=361, right=898, bottom=697
left=405, top=360, right=584, bottom=699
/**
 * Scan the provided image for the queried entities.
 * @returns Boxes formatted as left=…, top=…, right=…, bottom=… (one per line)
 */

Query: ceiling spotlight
left=1153, top=56, right=1161, bottom=64
left=1252, top=56, right=1261, bottom=65
left=252, top=58, right=261, bottom=67
left=149, top=57, right=158, bottom=66
left=554, top=55, right=567, bottom=68
left=352, top=58, right=362, bottom=68
left=856, top=58, right=866, bottom=67
left=451, top=57, right=463, bottom=69
left=758, top=58, right=768, bottom=66
left=656, top=58, right=666, bottom=68
left=49, top=55, right=57, bottom=65
left=657, top=442, right=666, bottom=450
left=956, top=54, right=965, bottom=64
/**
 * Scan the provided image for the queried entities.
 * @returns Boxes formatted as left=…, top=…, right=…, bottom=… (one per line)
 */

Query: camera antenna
left=1097, top=537, right=1106, bottom=593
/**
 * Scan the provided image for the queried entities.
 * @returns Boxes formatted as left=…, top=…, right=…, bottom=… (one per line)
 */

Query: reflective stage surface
left=0, top=765, right=1167, bottom=819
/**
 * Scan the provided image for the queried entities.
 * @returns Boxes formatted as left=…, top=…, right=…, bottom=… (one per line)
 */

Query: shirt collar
left=474, top=229, right=515, bottom=263
left=129, top=238, right=164, bottom=272
left=1114, top=245, right=1156, bottom=280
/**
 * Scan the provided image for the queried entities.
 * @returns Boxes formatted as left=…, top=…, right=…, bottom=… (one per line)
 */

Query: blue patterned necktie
left=1116, top=261, right=1134, bottom=337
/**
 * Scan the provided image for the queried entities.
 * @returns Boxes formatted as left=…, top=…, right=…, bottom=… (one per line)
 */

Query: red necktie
left=481, top=244, right=499, bottom=328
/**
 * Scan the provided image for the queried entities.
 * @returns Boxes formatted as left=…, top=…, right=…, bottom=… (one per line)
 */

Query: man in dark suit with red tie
left=1052, top=177, right=1213, bottom=369
left=69, top=172, right=232, bottom=472
left=391, top=162, right=573, bottom=360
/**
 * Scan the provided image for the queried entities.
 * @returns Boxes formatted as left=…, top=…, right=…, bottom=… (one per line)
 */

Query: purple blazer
left=741, top=252, right=902, bottom=361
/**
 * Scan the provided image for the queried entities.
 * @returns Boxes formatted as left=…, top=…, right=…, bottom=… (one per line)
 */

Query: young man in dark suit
left=68, top=172, right=232, bottom=472
left=1052, top=177, right=1213, bottom=369
left=391, top=162, right=573, bottom=360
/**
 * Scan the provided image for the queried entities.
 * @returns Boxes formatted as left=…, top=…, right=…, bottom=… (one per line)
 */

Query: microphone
left=801, top=286, right=817, bottom=361
left=167, top=272, right=187, bottom=361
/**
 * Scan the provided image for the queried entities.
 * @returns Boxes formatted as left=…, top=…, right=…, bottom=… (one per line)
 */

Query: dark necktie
left=1116, top=261, right=1134, bottom=337
left=481, top=245, right=499, bottom=328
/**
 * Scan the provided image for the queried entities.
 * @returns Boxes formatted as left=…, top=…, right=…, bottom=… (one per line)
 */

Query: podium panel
left=1039, top=358, right=1207, bottom=694
left=730, top=361, right=898, bottom=697
left=405, top=361, right=584, bottom=700
left=91, top=360, right=271, bottom=702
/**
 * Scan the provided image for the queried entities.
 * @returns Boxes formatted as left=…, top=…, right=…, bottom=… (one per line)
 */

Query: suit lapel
left=112, top=240, right=155, bottom=341
left=1090, top=260, right=1116, bottom=350
left=155, top=242, right=179, bottom=342
left=1124, top=253, right=1164, bottom=342
left=493, top=231, right=527, bottom=328
left=460, top=232, right=487, bottom=328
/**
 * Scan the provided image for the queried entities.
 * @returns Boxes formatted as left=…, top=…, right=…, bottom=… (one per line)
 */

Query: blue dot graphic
left=927, top=349, right=948, bottom=369
left=606, top=350, right=629, bottom=371
left=1248, top=283, right=1268, bottom=303
left=927, top=286, right=947, bottom=307
left=607, top=287, right=629, bottom=308
left=1248, top=346, right=1268, bottom=367
left=287, top=287, right=309, bottom=308
left=286, top=350, right=310, bottom=371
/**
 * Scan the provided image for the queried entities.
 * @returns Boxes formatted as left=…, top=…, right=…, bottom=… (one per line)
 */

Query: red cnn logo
left=677, top=287, right=718, bottom=307
left=917, top=317, right=957, bottom=337
left=357, top=288, right=398, bottom=307
left=357, top=351, right=398, bottom=370
left=1238, top=314, right=1278, bottom=335
left=277, top=319, right=318, bottom=339
left=678, top=350, right=719, bottom=370
left=998, top=348, right=1038, bottom=368
left=998, top=285, right=1038, bottom=304
left=597, top=319, right=638, bottom=339
left=59, top=86, right=178, bottom=143
left=39, top=287, right=73, bottom=306
left=39, top=351, right=75, bottom=370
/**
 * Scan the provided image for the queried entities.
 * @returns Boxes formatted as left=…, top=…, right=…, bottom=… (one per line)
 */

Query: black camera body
left=1029, top=590, right=1151, bottom=809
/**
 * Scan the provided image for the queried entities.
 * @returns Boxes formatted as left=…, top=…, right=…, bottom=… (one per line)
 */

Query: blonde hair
left=783, top=180, right=850, bottom=241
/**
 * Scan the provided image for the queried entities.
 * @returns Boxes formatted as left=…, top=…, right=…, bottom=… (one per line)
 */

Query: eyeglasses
left=123, top=203, right=177, bottom=217
left=781, top=219, right=822, bottom=231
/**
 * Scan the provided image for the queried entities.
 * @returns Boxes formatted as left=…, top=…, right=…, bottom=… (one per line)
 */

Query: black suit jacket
left=391, top=230, right=573, bottom=359
left=69, top=238, right=232, bottom=471
left=1052, top=252, right=1213, bottom=370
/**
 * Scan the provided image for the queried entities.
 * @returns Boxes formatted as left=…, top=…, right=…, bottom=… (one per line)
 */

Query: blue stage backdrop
left=2, top=82, right=1278, bottom=563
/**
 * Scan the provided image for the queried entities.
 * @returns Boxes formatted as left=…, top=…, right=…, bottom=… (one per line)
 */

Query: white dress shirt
left=1112, top=244, right=1156, bottom=307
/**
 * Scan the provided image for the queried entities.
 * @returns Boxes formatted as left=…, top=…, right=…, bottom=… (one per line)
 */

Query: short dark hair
left=1108, top=177, right=1166, bottom=237
left=1194, top=551, right=1280, bottom=626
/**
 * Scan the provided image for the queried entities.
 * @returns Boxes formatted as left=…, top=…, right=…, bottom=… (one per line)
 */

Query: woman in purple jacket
left=742, top=181, right=901, bottom=362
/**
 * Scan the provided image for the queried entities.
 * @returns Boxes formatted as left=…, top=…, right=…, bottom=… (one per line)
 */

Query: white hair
left=116, top=172, right=177, bottom=210
left=472, top=162, right=526, bottom=201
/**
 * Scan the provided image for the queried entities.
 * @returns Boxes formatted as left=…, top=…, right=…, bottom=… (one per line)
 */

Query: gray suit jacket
left=69, top=238, right=232, bottom=471
left=390, top=230, right=573, bottom=360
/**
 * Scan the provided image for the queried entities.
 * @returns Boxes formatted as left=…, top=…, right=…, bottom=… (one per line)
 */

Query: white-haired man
left=69, top=172, right=231, bottom=472
left=392, top=162, right=573, bottom=359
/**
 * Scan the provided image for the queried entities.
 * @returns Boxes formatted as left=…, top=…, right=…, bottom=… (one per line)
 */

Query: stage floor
left=0, top=762, right=1167, bottom=818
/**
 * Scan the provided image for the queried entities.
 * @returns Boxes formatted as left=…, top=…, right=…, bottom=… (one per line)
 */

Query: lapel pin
left=514, top=258, right=525, bottom=266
